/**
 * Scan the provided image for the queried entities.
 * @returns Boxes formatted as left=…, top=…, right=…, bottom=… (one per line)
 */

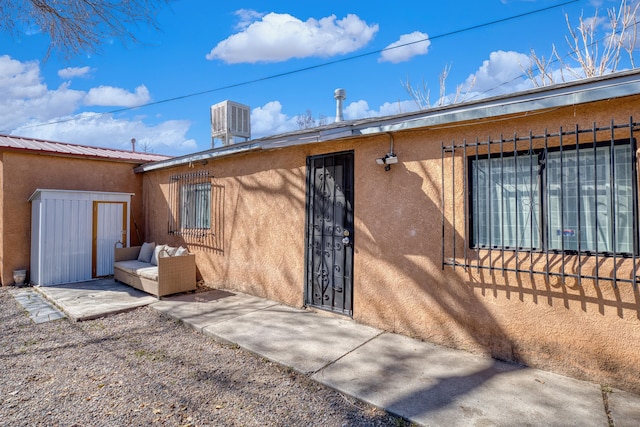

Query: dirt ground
left=0, top=287, right=404, bottom=426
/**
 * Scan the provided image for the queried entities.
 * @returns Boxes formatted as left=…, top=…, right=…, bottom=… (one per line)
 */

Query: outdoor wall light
left=375, top=153, right=398, bottom=171
left=376, top=133, right=398, bottom=171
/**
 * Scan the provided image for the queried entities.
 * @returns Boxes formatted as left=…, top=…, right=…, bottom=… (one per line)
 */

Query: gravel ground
left=0, top=287, right=404, bottom=426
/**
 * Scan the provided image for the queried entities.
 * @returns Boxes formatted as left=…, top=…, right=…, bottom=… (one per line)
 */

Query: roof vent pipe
left=131, top=137, right=136, bottom=152
left=334, top=88, right=346, bottom=122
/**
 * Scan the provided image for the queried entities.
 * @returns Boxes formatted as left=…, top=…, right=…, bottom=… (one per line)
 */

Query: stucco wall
left=0, top=152, right=145, bottom=286
left=142, top=95, right=640, bottom=393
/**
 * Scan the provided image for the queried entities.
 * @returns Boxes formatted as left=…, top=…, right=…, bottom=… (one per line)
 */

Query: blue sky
left=0, top=0, right=633, bottom=155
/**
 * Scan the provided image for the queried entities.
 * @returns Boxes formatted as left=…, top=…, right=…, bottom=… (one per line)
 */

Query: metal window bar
left=500, top=134, right=505, bottom=276
left=452, top=140, right=456, bottom=271
left=576, top=125, right=582, bottom=288
left=593, top=123, right=599, bottom=287
left=528, top=131, right=534, bottom=280
left=544, top=131, right=550, bottom=283
left=475, top=137, right=480, bottom=273
left=442, top=119, right=640, bottom=289
left=513, top=133, right=519, bottom=277
left=488, top=135, right=493, bottom=270
left=168, top=170, right=212, bottom=237
left=559, top=127, right=565, bottom=284
left=610, top=120, right=618, bottom=287
left=631, top=117, right=638, bottom=289
left=441, top=142, right=445, bottom=270
left=463, top=139, right=468, bottom=271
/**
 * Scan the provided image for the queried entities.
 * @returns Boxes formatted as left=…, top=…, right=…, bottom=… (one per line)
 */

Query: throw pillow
left=151, top=244, right=167, bottom=266
left=138, top=242, right=155, bottom=263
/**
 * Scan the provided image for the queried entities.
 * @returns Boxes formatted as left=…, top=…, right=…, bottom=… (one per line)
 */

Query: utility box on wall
left=29, top=189, right=133, bottom=286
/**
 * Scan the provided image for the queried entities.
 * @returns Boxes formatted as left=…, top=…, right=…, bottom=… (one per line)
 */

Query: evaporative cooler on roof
left=210, top=100, right=251, bottom=147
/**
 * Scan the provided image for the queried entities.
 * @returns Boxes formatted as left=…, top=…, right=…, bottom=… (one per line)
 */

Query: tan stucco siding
left=0, top=152, right=144, bottom=286
left=142, top=95, right=640, bottom=393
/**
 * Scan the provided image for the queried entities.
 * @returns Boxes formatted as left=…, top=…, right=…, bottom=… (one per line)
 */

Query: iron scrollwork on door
left=305, top=152, right=354, bottom=315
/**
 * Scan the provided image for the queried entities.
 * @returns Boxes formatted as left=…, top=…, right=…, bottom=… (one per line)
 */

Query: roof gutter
left=354, top=70, right=640, bottom=135
left=135, top=69, right=640, bottom=174
left=135, top=142, right=262, bottom=173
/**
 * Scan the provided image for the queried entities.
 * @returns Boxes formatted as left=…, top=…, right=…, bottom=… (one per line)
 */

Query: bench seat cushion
left=114, top=260, right=159, bottom=281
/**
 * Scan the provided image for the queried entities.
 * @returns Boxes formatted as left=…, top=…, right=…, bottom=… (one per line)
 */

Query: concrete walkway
left=14, top=281, right=640, bottom=426
left=153, top=289, right=640, bottom=427
left=10, top=287, right=66, bottom=323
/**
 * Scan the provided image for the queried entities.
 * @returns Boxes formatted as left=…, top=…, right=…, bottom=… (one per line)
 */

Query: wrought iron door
left=305, top=151, right=354, bottom=315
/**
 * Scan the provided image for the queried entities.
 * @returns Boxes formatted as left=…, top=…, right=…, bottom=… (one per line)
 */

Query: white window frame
left=180, top=182, right=211, bottom=230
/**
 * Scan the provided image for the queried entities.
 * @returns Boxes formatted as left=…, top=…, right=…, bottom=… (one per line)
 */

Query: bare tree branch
left=402, top=77, right=431, bottom=110
left=527, top=0, right=638, bottom=85
left=0, top=0, right=171, bottom=59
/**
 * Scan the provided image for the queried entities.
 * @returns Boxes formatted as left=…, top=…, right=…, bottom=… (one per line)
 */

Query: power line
left=9, top=0, right=580, bottom=132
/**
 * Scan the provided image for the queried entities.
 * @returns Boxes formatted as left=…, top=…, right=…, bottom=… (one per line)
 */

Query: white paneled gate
left=29, top=190, right=132, bottom=286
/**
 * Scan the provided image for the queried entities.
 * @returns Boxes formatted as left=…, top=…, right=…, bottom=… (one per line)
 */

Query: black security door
left=305, top=151, right=354, bottom=316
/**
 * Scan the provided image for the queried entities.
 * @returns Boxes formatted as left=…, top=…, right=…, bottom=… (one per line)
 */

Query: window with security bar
left=470, top=142, right=634, bottom=255
left=168, top=171, right=212, bottom=236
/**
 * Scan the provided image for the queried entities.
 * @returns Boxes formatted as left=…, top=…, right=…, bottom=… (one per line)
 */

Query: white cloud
left=0, top=55, right=195, bottom=155
left=379, top=31, right=430, bottom=63
left=250, top=101, right=298, bottom=137
left=12, top=112, right=196, bottom=154
left=58, top=66, right=93, bottom=79
left=206, top=12, right=378, bottom=63
left=460, top=50, right=534, bottom=98
left=84, top=85, right=151, bottom=107
left=344, top=100, right=418, bottom=120
left=234, top=9, right=265, bottom=30
left=0, top=55, right=85, bottom=132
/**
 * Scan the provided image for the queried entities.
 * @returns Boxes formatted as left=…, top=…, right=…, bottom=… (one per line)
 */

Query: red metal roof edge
left=0, top=134, right=172, bottom=163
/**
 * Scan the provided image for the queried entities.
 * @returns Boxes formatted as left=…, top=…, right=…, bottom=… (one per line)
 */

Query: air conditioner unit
left=210, top=100, right=251, bottom=147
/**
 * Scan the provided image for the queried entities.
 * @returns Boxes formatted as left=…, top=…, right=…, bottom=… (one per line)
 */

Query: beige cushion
left=137, top=266, right=159, bottom=281
left=175, top=246, right=188, bottom=256
left=137, top=242, right=155, bottom=263
left=151, top=244, right=166, bottom=266
left=114, top=260, right=158, bottom=281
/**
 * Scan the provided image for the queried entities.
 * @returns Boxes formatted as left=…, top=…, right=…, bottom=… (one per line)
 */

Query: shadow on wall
left=357, top=156, right=522, bottom=356
left=357, top=139, right=640, bottom=392
left=468, top=252, right=640, bottom=321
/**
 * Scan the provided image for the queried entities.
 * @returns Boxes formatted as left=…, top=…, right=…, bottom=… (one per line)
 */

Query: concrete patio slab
left=312, top=332, right=608, bottom=427
left=201, top=303, right=382, bottom=374
left=609, top=388, right=640, bottom=427
left=36, top=279, right=157, bottom=321
left=151, top=289, right=279, bottom=331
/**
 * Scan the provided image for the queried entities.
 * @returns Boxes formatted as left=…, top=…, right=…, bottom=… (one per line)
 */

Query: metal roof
left=0, top=134, right=171, bottom=163
left=133, top=68, right=640, bottom=173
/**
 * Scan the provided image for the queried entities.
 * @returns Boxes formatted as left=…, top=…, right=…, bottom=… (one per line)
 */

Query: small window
left=168, top=171, right=211, bottom=236
left=470, top=141, right=635, bottom=255
left=181, top=182, right=211, bottom=229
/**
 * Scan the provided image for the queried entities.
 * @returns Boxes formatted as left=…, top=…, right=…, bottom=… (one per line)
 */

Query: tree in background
left=296, top=110, right=328, bottom=129
left=0, top=0, right=171, bottom=59
left=405, top=0, right=640, bottom=108
left=526, top=0, right=640, bottom=86
left=403, top=64, right=476, bottom=110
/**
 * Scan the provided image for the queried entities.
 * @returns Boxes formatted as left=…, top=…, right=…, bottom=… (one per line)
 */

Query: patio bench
left=113, top=243, right=196, bottom=298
